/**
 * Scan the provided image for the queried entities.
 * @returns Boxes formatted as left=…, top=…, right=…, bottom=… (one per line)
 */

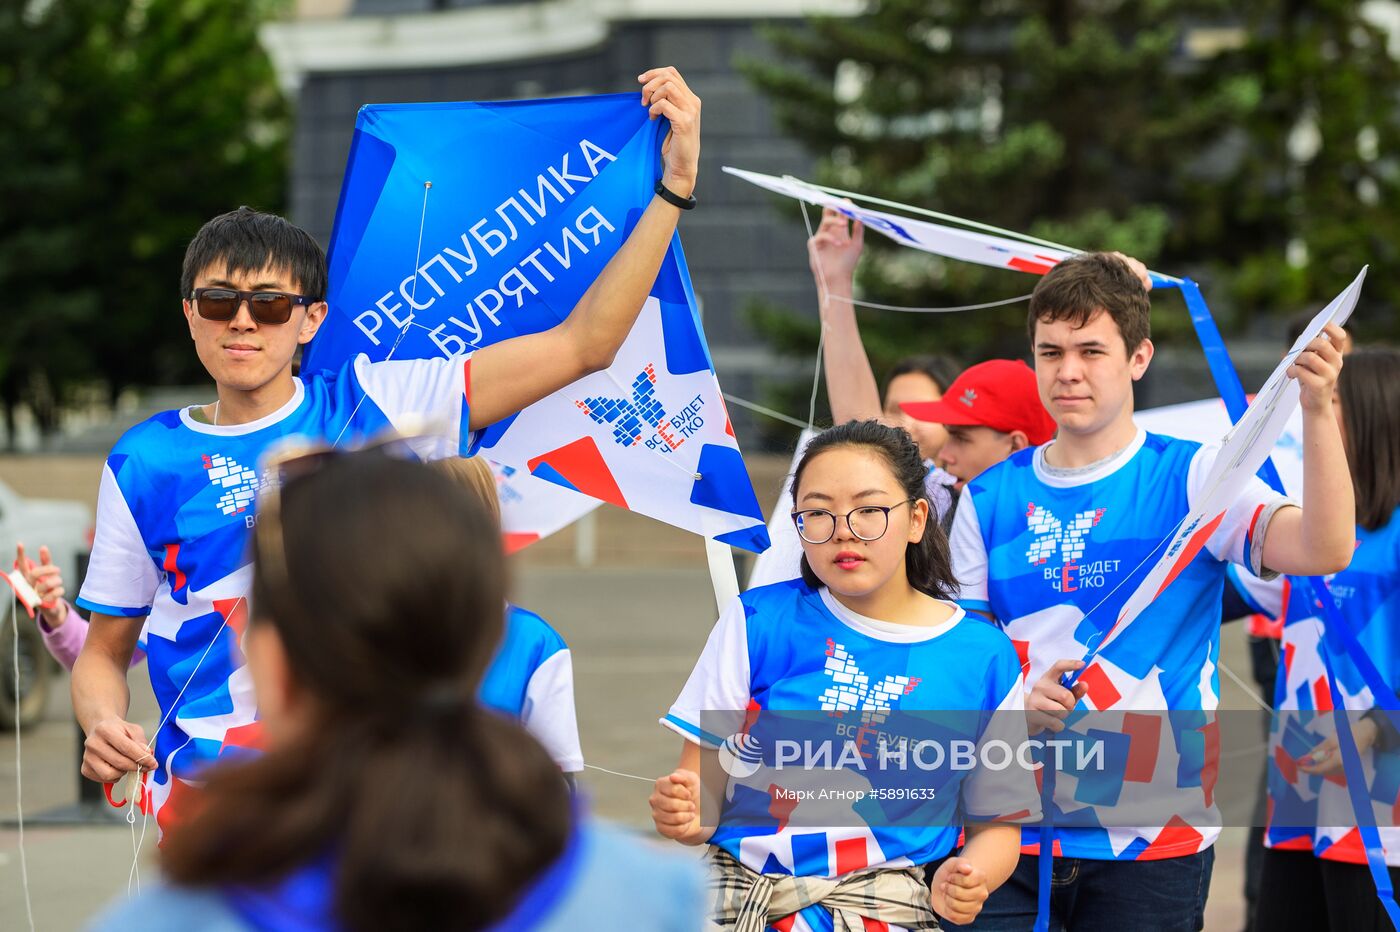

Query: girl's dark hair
left=1338, top=347, right=1400, bottom=531
left=886, top=354, right=962, bottom=398
left=790, top=420, right=956, bottom=599
left=161, top=453, right=569, bottom=931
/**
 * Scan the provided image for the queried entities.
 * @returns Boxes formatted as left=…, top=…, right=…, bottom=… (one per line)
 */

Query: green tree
left=740, top=1, right=1400, bottom=415
left=0, top=0, right=288, bottom=446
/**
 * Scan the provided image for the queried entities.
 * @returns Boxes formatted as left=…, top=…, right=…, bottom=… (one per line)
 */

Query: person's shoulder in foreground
left=87, top=820, right=704, bottom=932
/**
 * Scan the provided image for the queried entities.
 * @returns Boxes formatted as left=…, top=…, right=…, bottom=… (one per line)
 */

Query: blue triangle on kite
left=529, top=461, right=580, bottom=495
left=717, top=523, right=771, bottom=553
left=690, top=443, right=764, bottom=522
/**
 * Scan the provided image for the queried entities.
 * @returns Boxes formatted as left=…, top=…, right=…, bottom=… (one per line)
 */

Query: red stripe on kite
left=1153, top=512, right=1226, bottom=599
left=528, top=437, right=628, bottom=509
left=1009, top=257, right=1055, bottom=275
left=503, top=532, right=541, bottom=555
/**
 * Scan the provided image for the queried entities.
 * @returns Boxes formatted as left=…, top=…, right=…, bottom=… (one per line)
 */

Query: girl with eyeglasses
left=91, top=451, right=701, bottom=931
left=651, top=419, right=1032, bottom=930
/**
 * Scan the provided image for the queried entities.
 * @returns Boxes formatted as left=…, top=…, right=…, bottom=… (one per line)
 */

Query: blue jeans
left=968, top=848, right=1214, bottom=932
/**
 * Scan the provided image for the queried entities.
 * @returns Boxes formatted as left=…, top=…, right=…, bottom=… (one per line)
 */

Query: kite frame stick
left=704, top=537, right=740, bottom=614
left=791, top=175, right=1082, bottom=253
left=772, top=171, right=1188, bottom=287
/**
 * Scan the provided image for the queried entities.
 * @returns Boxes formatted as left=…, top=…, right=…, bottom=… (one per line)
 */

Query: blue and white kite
left=304, top=94, right=769, bottom=552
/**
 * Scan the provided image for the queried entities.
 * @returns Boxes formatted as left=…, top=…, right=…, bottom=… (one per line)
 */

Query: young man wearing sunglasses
left=70, top=67, right=699, bottom=833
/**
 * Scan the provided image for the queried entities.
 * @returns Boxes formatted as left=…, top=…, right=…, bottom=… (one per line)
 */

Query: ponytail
left=162, top=702, right=570, bottom=931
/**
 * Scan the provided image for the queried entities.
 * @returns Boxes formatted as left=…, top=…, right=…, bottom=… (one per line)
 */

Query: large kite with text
left=304, top=94, right=769, bottom=552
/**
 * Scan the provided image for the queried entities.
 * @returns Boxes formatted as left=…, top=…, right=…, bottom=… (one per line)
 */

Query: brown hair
left=1027, top=252, right=1151, bottom=354
left=161, top=452, right=568, bottom=930
left=1338, top=347, right=1400, bottom=531
left=434, top=455, right=501, bottom=527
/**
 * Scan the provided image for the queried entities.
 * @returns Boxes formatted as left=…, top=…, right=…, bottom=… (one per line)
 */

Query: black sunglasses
left=192, top=287, right=315, bottom=325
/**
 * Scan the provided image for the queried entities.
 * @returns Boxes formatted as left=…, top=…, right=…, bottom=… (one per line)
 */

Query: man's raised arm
left=467, top=67, right=701, bottom=431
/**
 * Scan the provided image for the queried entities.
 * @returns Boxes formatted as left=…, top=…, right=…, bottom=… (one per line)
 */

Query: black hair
left=886, top=354, right=962, bottom=398
left=164, top=452, right=568, bottom=931
left=790, top=419, right=956, bottom=600
left=1337, top=347, right=1400, bottom=531
left=181, top=206, right=328, bottom=301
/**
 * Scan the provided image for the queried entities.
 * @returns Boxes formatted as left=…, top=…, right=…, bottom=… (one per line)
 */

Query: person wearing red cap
left=901, top=359, right=1057, bottom=493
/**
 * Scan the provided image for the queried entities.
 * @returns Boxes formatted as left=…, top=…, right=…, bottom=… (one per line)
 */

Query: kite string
left=826, top=292, right=1034, bottom=314
left=329, top=180, right=434, bottom=452
left=11, top=594, right=36, bottom=932
left=582, top=763, right=654, bottom=784
left=721, top=393, right=807, bottom=430
left=798, top=202, right=827, bottom=431
left=1220, top=659, right=1273, bottom=713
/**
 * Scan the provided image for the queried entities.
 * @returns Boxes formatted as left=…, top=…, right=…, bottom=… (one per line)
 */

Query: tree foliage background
left=741, top=0, right=1400, bottom=403
left=0, top=0, right=287, bottom=446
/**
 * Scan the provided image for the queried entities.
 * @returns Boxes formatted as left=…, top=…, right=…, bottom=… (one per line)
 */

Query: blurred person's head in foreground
left=160, top=449, right=570, bottom=931
left=434, top=454, right=502, bottom=526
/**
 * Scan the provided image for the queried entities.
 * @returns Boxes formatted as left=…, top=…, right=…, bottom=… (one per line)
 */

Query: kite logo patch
left=576, top=363, right=706, bottom=453
left=202, top=454, right=264, bottom=518
left=1026, top=503, right=1105, bottom=566
left=1026, top=504, right=1119, bottom=592
left=818, top=639, right=921, bottom=725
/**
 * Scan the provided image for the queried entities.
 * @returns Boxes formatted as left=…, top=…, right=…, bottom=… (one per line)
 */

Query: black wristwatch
left=655, top=178, right=697, bottom=210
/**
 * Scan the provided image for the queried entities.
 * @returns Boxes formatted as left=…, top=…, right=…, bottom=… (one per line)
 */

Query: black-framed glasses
left=192, top=287, right=315, bottom=325
left=790, top=499, right=917, bottom=545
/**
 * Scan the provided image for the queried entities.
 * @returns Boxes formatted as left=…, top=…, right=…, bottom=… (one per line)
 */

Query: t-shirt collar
left=817, top=587, right=964, bottom=643
left=1032, top=426, right=1146, bottom=488
left=179, top=379, right=306, bottom=436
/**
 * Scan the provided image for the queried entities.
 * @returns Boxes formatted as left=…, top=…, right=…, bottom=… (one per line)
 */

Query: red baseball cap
left=900, top=359, right=1056, bottom=445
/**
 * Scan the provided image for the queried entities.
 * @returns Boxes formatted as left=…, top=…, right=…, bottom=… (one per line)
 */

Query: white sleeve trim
left=76, top=463, right=159, bottom=615
left=962, top=673, right=1041, bottom=823
left=663, top=597, right=752, bottom=747
left=520, top=649, right=584, bottom=772
left=949, top=492, right=990, bottom=607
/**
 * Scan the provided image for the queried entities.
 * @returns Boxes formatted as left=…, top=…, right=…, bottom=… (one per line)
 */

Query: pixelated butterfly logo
left=575, top=363, right=705, bottom=454
left=202, top=454, right=270, bottom=518
left=718, top=732, right=763, bottom=779
left=819, top=639, right=921, bottom=726
left=1026, top=503, right=1105, bottom=566
left=490, top=460, right=525, bottom=507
